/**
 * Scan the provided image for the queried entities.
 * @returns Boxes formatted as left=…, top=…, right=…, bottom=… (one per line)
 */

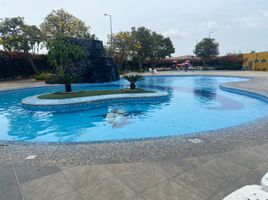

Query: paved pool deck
left=0, top=78, right=47, bottom=91
left=1, top=71, right=268, bottom=200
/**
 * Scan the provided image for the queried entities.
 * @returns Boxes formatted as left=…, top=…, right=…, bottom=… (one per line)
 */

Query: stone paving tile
left=21, top=171, right=74, bottom=200
left=209, top=183, right=241, bottom=200
left=154, top=159, right=196, bottom=178
left=142, top=179, right=202, bottom=200
left=246, top=144, right=268, bottom=160
left=210, top=170, right=264, bottom=200
left=1, top=186, right=23, bottom=200
left=255, top=162, right=268, bottom=175
left=104, top=162, right=141, bottom=174
left=77, top=175, right=136, bottom=200
left=219, top=149, right=268, bottom=170
left=0, top=166, right=19, bottom=196
left=115, top=162, right=168, bottom=193
left=173, top=167, right=229, bottom=200
left=234, top=170, right=263, bottom=186
left=62, top=165, right=113, bottom=190
left=126, top=195, right=145, bottom=200
left=14, top=165, right=61, bottom=184
left=0, top=146, right=9, bottom=166
left=182, top=154, right=218, bottom=166
left=50, top=190, right=85, bottom=200
left=199, top=158, right=250, bottom=183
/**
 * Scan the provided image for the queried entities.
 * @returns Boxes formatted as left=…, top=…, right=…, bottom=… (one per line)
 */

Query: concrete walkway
left=1, top=71, right=268, bottom=200
left=1, top=144, right=268, bottom=200
left=0, top=78, right=46, bottom=91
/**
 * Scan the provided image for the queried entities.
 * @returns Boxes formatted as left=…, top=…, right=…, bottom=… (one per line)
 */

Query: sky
left=0, top=0, right=267, bottom=56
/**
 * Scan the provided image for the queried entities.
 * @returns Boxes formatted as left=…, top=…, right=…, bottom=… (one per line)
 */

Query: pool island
left=21, top=88, right=169, bottom=112
left=38, top=88, right=155, bottom=99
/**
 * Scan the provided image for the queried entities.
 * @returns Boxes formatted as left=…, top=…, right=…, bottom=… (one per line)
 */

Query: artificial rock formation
left=70, top=39, right=119, bottom=83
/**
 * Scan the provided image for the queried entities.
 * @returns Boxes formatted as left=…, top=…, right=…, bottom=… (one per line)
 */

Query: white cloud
left=232, top=12, right=268, bottom=29
left=163, top=29, right=189, bottom=38
left=261, top=10, right=268, bottom=17
left=200, top=21, right=219, bottom=29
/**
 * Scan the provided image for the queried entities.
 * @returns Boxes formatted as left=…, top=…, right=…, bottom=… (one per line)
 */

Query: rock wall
left=70, top=39, right=119, bottom=83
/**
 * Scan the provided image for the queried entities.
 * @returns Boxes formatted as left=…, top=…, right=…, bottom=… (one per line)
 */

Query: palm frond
left=123, top=74, right=144, bottom=84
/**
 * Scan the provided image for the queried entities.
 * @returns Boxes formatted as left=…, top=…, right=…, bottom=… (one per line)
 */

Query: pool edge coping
left=21, top=90, right=168, bottom=107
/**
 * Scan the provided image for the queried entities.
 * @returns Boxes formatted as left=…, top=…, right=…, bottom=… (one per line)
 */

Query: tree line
left=0, top=8, right=227, bottom=79
left=0, top=9, right=94, bottom=76
left=0, top=9, right=176, bottom=91
left=108, top=27, right=175, bottom=71
left=0, top=9, right=176, bottom=74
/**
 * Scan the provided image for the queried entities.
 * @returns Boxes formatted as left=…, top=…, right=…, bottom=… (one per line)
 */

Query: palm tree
left=123, top=74, right=144, bottom=89
left=58, top=70, right=76, bottom=92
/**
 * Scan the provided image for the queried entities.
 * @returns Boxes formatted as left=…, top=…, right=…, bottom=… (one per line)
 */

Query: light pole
left=104, top=13, right=113, bottom=46
left=255, top=53, right=258, bottom=70
left=209, top=31, right=213, bottom=38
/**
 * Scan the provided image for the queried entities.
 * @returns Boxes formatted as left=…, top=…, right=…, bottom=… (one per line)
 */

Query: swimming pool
left=1, top=76, right=268, bottom=143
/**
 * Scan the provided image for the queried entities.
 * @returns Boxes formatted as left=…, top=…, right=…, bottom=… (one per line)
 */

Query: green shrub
left=0, top=50, right=53, bottom=80
left=35, top=72, right=51, bottom=81
left=45, top=74, right=63, bottom=84
left=123, top=74, right=144, bottom=89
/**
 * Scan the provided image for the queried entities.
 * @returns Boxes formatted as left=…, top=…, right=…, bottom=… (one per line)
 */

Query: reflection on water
left=106, top=108, right=132, bottom=128
left=0, top=114, right=10, bottom=134
left=193, top=89, right=217, bottom=105
left=192, top=77, right=244, bottom=110
left=193, top=76, right=218, bottom=105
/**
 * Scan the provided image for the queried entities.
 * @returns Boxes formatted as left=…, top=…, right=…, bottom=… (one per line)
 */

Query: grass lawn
left=38, top=88, right=155, bottom=99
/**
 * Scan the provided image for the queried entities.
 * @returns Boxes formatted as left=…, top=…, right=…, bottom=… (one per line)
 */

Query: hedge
left=140, top=54, right=243, bottom=71
left=0, top=51, right=53, bottom=80
left=0, top=51, right=243, bottom=80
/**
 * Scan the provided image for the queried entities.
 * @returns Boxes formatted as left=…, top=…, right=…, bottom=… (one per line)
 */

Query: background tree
left=128, top=27, right=175, bottom=70
left=108, top=31, right=134, bottom=72
left=194, top=38, right=219, bottom=68
left=107, top=27, right=175, bottom=71
left=131, top=27, right=152, bottom=70
left=40, top=9, right=95, bottom=40
left=149, top=32, right=175, bottom=67
left=0, top=17, right=43, bottom=74
left=47, top=33, right=86, bottom=92
left=24, top=25, right=44, bottom=53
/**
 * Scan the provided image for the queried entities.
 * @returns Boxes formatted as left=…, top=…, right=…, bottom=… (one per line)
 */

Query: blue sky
left=0, top=0, right=267, bottom=56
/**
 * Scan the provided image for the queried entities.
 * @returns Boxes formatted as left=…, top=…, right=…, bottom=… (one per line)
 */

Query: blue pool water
left=1, top=76, right=268, bottom=143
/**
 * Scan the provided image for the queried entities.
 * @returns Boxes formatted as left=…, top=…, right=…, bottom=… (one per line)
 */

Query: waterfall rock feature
left=61, top=39, right=120, bottom=83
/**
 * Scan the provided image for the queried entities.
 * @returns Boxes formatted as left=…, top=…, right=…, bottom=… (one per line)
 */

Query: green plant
left=123, top=74, right=144, bottom=89
left=34, top=72, right=51, bottom=81
left=0, top=17, right=44, bottom=74
left=194, top=38, right=219, bottom=68
left=0, top=51, right=53, bottom=80
left=44, top=74, right=61, bottom=84
left=40, top=9, right=94, bottom=41
left=130, top=26, right=175, bottom=70
left=47, top=33, right=86, bottom=92
left=57, top=70, right=76, bottom=92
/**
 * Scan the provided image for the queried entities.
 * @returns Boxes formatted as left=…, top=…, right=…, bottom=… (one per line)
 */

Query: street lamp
left=209, top=31, right=213, bottom=38
left=104, top=13, right=113, bottom=46
left=255, top=53, right=258, bottom=70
